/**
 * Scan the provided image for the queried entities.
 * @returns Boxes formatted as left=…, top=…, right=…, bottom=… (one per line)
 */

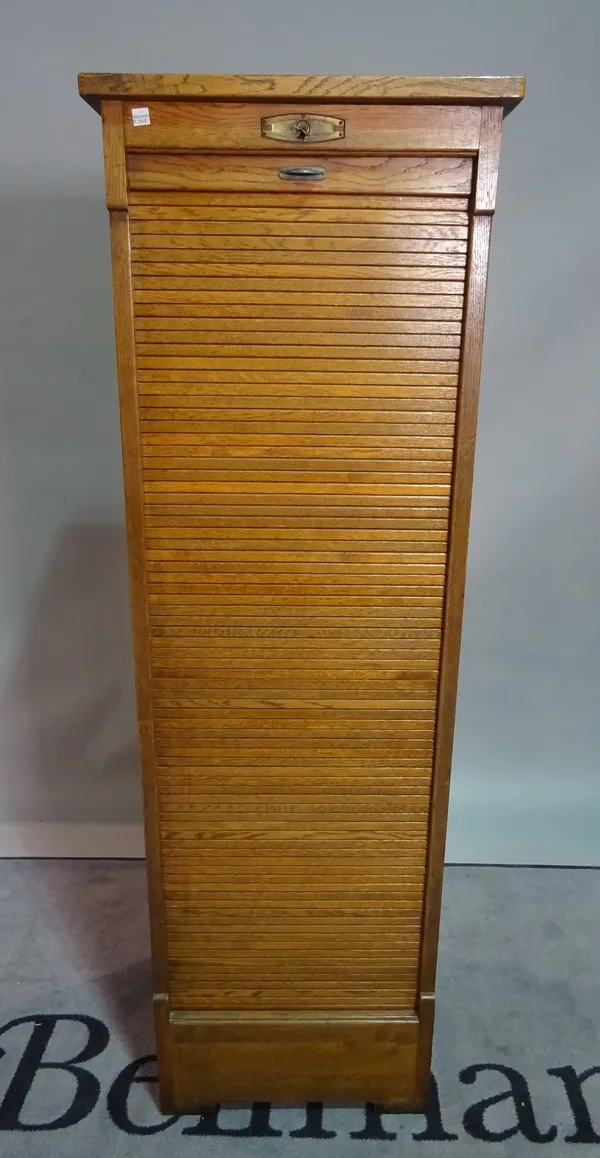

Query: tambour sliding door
left=79, top=73, right=524, bottom=1112
left=134, top=187, right=460, bottom=1016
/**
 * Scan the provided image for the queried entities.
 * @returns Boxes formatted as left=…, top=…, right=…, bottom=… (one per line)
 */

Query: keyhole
left=295, top=118, right=311, bottom=140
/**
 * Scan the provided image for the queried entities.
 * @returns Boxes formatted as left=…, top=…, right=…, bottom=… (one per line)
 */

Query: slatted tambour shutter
left=81, top=74, right=524, bottom=1111
left=129, top=188, right=466, bottom=1012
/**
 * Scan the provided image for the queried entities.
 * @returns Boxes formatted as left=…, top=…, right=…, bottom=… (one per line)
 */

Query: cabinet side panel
left=419, top=213, right=494, bottom=999
left=106, top=206, right=169, bottom=998
left=417, top=110, right=503, bottom=1064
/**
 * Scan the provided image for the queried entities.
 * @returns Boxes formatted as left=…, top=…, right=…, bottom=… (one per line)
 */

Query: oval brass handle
left=278, top=166, right=326, bottom=181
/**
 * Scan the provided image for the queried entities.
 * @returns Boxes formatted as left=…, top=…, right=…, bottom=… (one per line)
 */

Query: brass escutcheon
left=261, top=113, right=345, bottom=143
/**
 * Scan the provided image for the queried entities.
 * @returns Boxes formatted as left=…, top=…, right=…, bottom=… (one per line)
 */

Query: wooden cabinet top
left=78, top=73, right=526, bottom=114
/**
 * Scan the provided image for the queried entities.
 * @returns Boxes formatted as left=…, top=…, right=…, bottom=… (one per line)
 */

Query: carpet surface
left=0, top=860, right=598, bottom=1156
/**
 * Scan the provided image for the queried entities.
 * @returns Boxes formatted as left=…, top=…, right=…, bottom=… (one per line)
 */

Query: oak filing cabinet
left=79, top=73, right=525, bottom=1112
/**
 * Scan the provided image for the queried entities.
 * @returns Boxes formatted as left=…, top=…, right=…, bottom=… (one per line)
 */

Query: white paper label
left=131, top=107, right=151, bottom=127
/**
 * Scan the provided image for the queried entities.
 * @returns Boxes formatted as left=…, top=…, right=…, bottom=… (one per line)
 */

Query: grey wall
left=0, top=0, right=598, bottom=861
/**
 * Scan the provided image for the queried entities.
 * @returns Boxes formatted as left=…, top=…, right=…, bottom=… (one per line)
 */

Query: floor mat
left=0, top=860, right=598, bottom=1156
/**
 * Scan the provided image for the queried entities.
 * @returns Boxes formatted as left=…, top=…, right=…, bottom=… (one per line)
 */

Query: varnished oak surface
left=128, top=153, right=473, bottom=195
left=131, top=190, right=461, bottom=1037
left=79, top=72, right=526, bottom=112
left=168, top=1009, right=419, bottom=1108
left=122, top=102, right=482, bottom=153
left=85, top=76, right=522, bottom=1112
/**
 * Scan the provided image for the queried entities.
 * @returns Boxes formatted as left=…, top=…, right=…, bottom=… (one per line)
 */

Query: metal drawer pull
left=278, top=165, right=326, bottom=181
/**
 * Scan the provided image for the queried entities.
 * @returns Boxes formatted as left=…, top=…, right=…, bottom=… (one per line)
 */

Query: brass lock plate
left=261, top=113, right=345, bottom=143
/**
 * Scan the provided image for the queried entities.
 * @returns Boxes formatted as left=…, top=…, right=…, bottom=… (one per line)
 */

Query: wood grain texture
left=105, top=204, right=168, bottom=994
left=135, top=303, right=464, bottom=320
left=82, top=79, right=522, bottom=1110
left=475, top=104, right=504, bottom=214
left=128, top=152, right=473, bottom=195
left=418, top=215, right=495, bottom=998
left=165, top=1010, right=419, bottom=1112
left=129, top=192, right=471, bottom=214
left=153, top=993, right=175, bottom=1113
left=126, top=190, right=467, bottom=1026
left=123, top=101, right=481, bottom=152
left=127, top=192, right=465, bottom=1042
left=101, top=101, right=126, bottom=209
left=132, top=248, right=468, bottom=268
left=415, top=992, right=435, bottom=1106
left=79, top=72, right=526, bottom=112
left=134, top=318, right=464, bottom=334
